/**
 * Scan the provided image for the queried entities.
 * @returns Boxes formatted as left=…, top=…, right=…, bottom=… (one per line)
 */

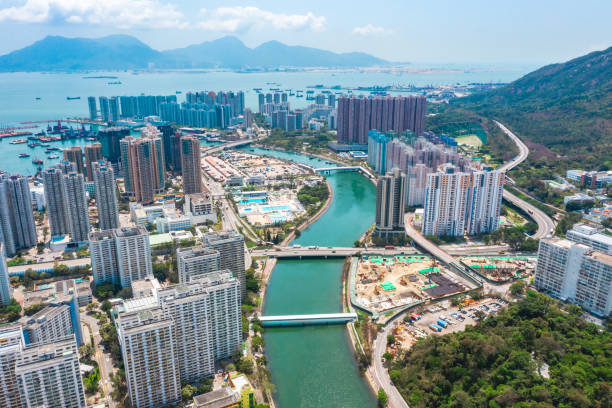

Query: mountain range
left=0, top=35, right=389, bottom=71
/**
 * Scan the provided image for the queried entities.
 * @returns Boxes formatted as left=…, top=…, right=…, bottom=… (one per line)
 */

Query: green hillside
left=390, top=293, right=612, bottom=408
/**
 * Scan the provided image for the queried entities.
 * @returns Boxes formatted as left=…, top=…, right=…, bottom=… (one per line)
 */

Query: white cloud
left=199, top=7, right=325, bottom=33
left=0, top=0, right=186, bottom=29
left=352, top=24, right=392, bottom=36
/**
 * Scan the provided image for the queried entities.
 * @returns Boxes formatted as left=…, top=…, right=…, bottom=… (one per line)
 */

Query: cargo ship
left=18, top=153, right=30, bottom=158
left=10, top=139, right=28, bottom=144
left=0, top=131, right=32, bottom=139
left=66, top=96, right=81, bottom=100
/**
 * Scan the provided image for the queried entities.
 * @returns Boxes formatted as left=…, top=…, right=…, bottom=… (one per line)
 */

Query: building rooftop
left=193, top=387, right=238, bottom=408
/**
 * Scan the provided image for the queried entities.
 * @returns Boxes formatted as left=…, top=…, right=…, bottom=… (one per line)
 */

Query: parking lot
left=414, top=297, right=509, bottom=335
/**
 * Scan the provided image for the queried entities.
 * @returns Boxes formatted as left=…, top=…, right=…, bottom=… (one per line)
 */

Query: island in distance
left=0, top=34, right=391, bottom=72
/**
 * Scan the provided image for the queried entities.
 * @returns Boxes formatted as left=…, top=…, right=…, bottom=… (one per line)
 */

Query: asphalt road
left=495, top=121, right=555, bottom=239
left=81, top=312, right=116, bottom=408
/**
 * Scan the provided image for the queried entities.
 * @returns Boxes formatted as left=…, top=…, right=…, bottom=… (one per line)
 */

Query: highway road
left=495, top=121, right=555, bottom=239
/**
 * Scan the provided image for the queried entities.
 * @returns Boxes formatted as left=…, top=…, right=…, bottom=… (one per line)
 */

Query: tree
left=101, top=300, right=112, bottom=314
left=354, top=240, right=362, bottom=248
left=377, top=388, right=388, bottom=407
left=24, top=302, right=47, bottom=316
left=117, top=287, right=133, bottom=299
left=510, top=280, right=526, bottom=296
left=181, top=384, right=197, bottom=401
left=387, top=335, right=396, bottom=346
left=251, top=335, right=265, bottom=352
left=237, top=356, right=254, bottom=375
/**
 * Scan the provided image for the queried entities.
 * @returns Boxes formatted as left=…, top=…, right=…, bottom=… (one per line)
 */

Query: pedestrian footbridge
left=259, top=313, right=357, bottom=327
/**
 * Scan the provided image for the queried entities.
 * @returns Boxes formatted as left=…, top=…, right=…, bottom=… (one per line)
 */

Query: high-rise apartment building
left=157, top=123, right=181, bottom=172
left=566, top=224, right=612, bottom=255
left=87, top=96, right=97, bottom=120
left=89, top=226, right=152, bottom=287
left=109, top=96, right=120, bottom=122
left=375, top=168, right=406, bottom=237
left=0, top=243, right=11, bottom=305
left=177, top=246, right=220, bottom=283
left=180, top=136, right=203, bottom=195
left=84, top=143, right=103, bottom=181
left=368, top=130, right=396, bottom=174
left=466, top=169, right=504, bottom=235
left=97, top=127, right=130, bottom=163
left=116, top=303, right=181, bottom=408
left=64, top=146, right=85, bottom=174
left=116, top=227, right=152, bottom=288
left=534, top=238, right=612, bottom=317
left=157, top=283, right=215, bottom=382
left=15, top=336, right=86, bottom=408
left=0, top=174, right=37, bottom=256
left=121, top=131, right=166, bottom=204
left=195, top=272, right=242, bottom=360
left=92, top=160, right=119, bottom=230
left=99, top=96, right=110, bottom=122
left=337, top=95, right=426, bottom=145
left=202, top=231, right=246, bottom=298
left=406, top=164, right=428, bottom=206
left=23, top=304, right=79, bottom=345
left=62, top=172, right=90, bottom=243
left=422, top=165, right=470, bottom=237
left=0, top=324, right=24, bottom=408
left=89, top=230, right=119, bottom=285
left=42, top=167, right=69, bottom=237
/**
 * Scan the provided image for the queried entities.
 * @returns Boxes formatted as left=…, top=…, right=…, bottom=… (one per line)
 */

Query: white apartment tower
left=195, top=271, right=242, bottom=360
left=89, top=230, right=119, bottom=285
left=375, top=167, right=406, bottom=237
left=466, top=169, right=504, bottom=235
left=116, top=304, right=181, bottom=408
left=534, top=238, right=612, bottom=316
left=42, top=167, right=69, bottom=237
left=14, top=336, right=86, bottom=408
left=23, top=304, right=75, bottom=345
left=116, top=226, right=153, bottom=288
left=89, top=227, right=152, bottom=287
left=0, top=324, right=24, bottom=408
left=177, top=246, right=220, bottom=283
left=0, top=243, right=11, bottom=306
left=92, top=160, right=120, bottom=230
left=202, top=231, right=246, bottom=298
left=62, top=172, right=90, bottom=243
left=157, top=283, right=215, bottom=382
left=422, top=165, right=470, bottom=237
left=0, top=174, right=37, bottom=256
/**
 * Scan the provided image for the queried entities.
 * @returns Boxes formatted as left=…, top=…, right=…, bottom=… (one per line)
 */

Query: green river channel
left=244, top=147, right=378, bottom=407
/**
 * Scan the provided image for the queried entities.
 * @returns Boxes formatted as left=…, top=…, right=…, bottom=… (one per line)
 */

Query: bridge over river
left=258, top=313, right=358, bottom=327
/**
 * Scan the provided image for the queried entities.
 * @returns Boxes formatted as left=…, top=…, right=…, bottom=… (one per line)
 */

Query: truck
left=429, top=323, right=442, bottom=332
left=410, top=313, right=421, bottom=321
left=437, top=320, right=448, bottom=328
left=385, top=245, right=395, bottom=250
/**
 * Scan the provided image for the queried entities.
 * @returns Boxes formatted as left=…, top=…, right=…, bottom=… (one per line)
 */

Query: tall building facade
left=422, top=165, right=471, bottom=237
left=63, top=146, right=84, bottom=175
left=367, top=130, right=396, bottom=174
left=466, top=170, right=504, bottom=235
left=84, top=143, right=103, bottom=181
left=15, top=336, right=86, bottom=408
left=177, top=246, right=220, bottom=283
left=406, top=164, right=428, bottom=206
left=0, top=243, right=11, bottom=305
left=92, top=160, right=119, bottom=230
left=121, top=134, right=166, bottom=205
left=109, top=96, right=120, bottom=122
left=0, top=174, right=37, bottom=256
left=337, top=95, right=426, bottom=145
left=99, top=96, right=110, bottom=122
left=23, top=304, right=77, bottom=345
left=89, top=230, right=119, bottom=285
left=375, top=168, right=406, bottom=237
left=202, top=231, right=246, bottom=298
left=0, top=324, right=23, bottom=408
left=62, top=172, right=90, bottom=243
left=42, top=167, right=69, bottom=237
left=97, top=127, right=130, bottom=163
left=116, top=304, right=181, bottom=408
left=157, top=283, right=215, bottom=382
left=567, top=224, right=612, bottom=255
left=87, top=96, right=97, bottom=120
left=180, top=136, right=203, bottom=195
left=534, top=238, right=612, bottom=317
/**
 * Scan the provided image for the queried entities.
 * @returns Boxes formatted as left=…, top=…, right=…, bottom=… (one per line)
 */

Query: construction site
left=352, top=255, right=467, bottom=314
left=459, top=255, right=536, bottom=282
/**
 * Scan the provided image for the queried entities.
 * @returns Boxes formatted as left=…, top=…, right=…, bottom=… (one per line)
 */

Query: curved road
left=495, top=121, right=555, bottom=239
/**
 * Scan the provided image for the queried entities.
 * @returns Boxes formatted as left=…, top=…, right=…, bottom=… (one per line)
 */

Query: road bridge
left=259, top=313, right=357, bottom=327
left=203, top=138, right=254, bottom=153
left=314, top=166, right=375, bottom=179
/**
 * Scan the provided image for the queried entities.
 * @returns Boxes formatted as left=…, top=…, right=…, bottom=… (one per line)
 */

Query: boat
left=66, top=96, right=81, bottom=100
left=32, top=159, right=43, bottom=165
left=10, top=139, right=27, bottom=144
left=48, top=154, right=60, bottom=159
left=47, top=147, right=60, bottom=151
left=86, top=137, right=96, bottom=141
left=176, top=91, right=182, bottom=94
left=18, top=153, right=30, bottom=158
left=107, top=81, right=122, bottom=85
left=35, top=97, right=41, bottom=100
left=28, top=143, right=39, bottom=148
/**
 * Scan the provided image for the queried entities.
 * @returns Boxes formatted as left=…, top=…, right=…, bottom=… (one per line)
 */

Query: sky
left=0, top=0, right=610, bottom=65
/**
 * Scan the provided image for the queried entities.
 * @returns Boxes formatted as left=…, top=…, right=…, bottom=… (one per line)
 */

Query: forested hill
left=390, top=292, right=612, bottom=408
left=453, top=46, right=612, bottom=164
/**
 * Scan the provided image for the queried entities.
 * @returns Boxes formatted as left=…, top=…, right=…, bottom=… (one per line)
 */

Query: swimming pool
left=239, top=198, right=267, bottom=204
left=262, top=205, right=291, bottom=213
